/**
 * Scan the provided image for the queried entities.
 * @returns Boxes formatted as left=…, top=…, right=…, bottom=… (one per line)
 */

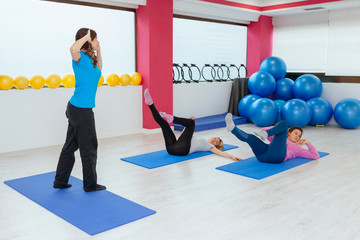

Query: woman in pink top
left=225, top=113, right=319, bottom=163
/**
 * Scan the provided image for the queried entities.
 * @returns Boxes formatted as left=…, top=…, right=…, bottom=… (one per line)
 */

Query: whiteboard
left=272, top=11, right=328, bottom=73
left=173, top=17, right=248, bottom=68
left=326, top=8, right=360, bottom=76
left=0, top=0, right=135, bottom=78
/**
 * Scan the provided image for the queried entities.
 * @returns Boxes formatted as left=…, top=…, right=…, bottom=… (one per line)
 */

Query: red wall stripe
left=262, top=0, right=342, bottom=11
left=200, top=0, right=343, bottom=11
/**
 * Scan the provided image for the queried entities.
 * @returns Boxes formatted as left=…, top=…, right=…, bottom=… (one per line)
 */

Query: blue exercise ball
left=293, top=74, right=323, bottom=101
left=273, top=78, right=294, bottom=101
left=306, top=97, right=333, bottom=126
left=260, top=56, right=287, bottom=80
left=248, top=71, right=276, bottom=97
left=274, top=99, right=286, bottom=122
left=334, top=98, right=360, bottom=129
left=281, top=99, right=312, bottom=127
left=249, top=98, right=278, bottom=127
left=238, top=94, right=261, bottom=121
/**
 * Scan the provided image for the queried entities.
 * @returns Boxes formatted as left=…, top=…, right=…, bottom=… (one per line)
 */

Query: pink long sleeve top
left=263, top=126, right=320, bottom=161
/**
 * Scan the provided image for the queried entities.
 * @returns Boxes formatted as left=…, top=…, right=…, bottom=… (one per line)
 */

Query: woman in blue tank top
left=53, top=28, right=106, bottom=192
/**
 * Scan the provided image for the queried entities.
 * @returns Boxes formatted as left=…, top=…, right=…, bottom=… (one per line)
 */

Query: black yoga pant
left=54, top=102, right=98, bottom=190
left=148, top=104, right=195, bottom=156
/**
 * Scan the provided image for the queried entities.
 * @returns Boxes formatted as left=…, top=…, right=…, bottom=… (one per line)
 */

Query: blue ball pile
left=238, top=56, right=359, bottom=129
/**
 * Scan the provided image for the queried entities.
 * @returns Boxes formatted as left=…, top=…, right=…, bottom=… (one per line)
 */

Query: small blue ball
left=274, top=99, right=286, bottom=122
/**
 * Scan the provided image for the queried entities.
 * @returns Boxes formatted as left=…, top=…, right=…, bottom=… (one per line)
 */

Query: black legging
left=55, top=102, right=98, bottom=190
left=148, top=104, right=195, bottom=156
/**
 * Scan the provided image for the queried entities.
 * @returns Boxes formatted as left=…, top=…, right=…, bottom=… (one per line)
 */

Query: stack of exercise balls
left=238, top=56, right=359, bottom=129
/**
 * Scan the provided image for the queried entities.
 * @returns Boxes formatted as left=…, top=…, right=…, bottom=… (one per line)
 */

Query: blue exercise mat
left=121, top=144, right=238, bottom=169
left=173, top=112, right=247, bottom=132
left=216, top=151, right=329, bottom=180
left=4, top=172, right=156, bottom=235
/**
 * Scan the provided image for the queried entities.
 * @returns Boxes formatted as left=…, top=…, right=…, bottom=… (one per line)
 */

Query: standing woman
left=53, top=28, right=106, bottom=192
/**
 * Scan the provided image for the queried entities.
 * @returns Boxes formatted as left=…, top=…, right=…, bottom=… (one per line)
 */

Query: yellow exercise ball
left=30, top=75, right=45, bottom=89
left=14, top=76, right=29, bottom=90
left=130, top=72, right=142, bottom=85
left=98, top=75, right=104, bottom=87
left=46, top=74, right=61, bottom=89
left=119, top=74, right=131, bottom=86
left=0, top=75, right=14, bottom=90
left=106, top=74, right=120, bottom=86
left=62, top=74, right=76, bottom=88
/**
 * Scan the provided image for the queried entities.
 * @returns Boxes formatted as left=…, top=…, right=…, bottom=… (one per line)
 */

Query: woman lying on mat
left=144, top=89, right=242, bottom=161
left=225, top=113, right=320, bottom=163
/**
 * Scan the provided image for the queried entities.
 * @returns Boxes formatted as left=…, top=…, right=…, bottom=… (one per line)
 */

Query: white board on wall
left=0, top=0, right=135, bottom=78
left=326, top=7, right=360, bottom=76
left=272, top=11, right=328, bottom=73
left=173, top=17, right=248, bottom=67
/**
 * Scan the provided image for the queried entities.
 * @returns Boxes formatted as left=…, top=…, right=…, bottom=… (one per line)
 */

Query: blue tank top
left=69, top=51, right=101, bottom=108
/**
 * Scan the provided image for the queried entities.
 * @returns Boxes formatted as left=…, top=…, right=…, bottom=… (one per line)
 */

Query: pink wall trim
left=246, top=15, right=273, bottom=77
left=199, top=0, right=260, bottom=11
left=262, top=0, right=342, bottom=11
left=137, top=0, right=173, bottom=129
left=200, top=0, right=342, bottom=11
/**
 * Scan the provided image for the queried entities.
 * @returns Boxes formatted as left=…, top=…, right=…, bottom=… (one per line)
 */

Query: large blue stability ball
left=274, top=99, right=286, bottom=122
left=281, top=99, right=312, bottom=127
left=293, top=74, right=323, bottom=101
left=238, top=94, right=261, bottom=121
left=249, top=98, right=278, bottom=127
left=260, top=56, right=287, bottom=80
left=334, top=98, right=360, bottom=129
left=306, top=97, right=333, bottom=126
left=248, top=71, right=276, bottom=97
left=273, top=78, right=294, bottom=101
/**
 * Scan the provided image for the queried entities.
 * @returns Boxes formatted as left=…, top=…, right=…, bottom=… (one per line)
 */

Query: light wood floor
left=1, top=123, right=360, bottom=240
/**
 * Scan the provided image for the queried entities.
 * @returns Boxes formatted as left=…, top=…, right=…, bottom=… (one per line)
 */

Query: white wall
left=173, top=82, right=233, bottom=118
left=1, top=82, right=233, bottom=154
left=0, top=86, right=142, bottom=153
left=326, top=8, right=360, bottom=76
left=272, top=11, right=328, bottom=73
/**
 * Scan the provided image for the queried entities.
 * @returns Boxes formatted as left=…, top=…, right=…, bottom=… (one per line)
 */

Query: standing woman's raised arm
left=93, top=42, right=102, bottom=70
left=70, top=29, right=91, bottom=62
